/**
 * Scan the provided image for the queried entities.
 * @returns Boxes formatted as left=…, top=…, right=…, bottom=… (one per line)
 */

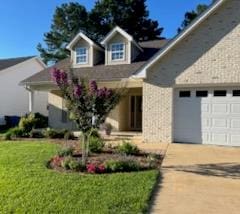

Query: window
left=179, top=91, right=191, bottom=97
left=233, top=90, right=240, bottom=97
left=76, top=47, right=88, bottom=64
left=214, top=90, right=227, bottom=97
left=196, top=91, right=208, bottom=97
left=111, top=43, right=125, bottom=61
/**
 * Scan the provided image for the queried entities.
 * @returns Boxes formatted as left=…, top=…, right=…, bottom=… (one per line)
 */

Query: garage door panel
left=212, top=118, right=228, bottom=128
left=231, top=119, right=240, bottom=129
left=231, top=104, right=240, bottom=114
left=212, top=104, right=228, bottom=114
left=174, top=88, right=240, bottom=146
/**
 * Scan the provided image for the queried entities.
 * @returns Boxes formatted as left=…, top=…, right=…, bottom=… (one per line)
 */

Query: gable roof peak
left=66, top=31, right=103, bottom=51
left=101, top=26, right=143, bottom=52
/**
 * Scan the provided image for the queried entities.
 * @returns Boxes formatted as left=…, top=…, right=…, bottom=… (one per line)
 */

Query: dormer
left=101, top=26, right=143, bottom=65
left=67, top=32, right=104, bottom=68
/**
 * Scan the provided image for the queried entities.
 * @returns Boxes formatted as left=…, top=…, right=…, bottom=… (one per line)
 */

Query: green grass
left=0, top=141, right=159, bottom=213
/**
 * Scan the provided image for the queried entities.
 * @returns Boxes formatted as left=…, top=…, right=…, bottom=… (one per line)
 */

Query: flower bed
left=46, top=142, right=163, bottom=174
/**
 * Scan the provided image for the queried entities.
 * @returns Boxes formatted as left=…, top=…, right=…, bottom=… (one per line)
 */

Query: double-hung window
left=76, top=47, right=88, bottom=64
left=111, top=43, right=125, bottom=61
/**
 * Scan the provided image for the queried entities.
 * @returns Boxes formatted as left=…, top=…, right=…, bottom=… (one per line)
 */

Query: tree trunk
left=81, top=133, right=88, bottom=165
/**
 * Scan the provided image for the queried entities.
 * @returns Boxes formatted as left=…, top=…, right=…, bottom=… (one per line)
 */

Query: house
left=0, top=56, right=48, bottom=125
left=21, top=0, right=240, bottom=146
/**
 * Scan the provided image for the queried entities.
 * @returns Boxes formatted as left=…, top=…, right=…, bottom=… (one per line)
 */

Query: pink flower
left=89, top=80, right=98, bottom=94
left=97, top=164, right=105, bottom=173
left=50, top=68, right=68, bottom=86
left=74, top=84, right=82, bottom=97
left=87, top=163, right=97, bottom=173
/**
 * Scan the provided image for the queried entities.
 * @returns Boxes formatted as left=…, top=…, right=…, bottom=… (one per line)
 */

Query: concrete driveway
left=150, top=143, right=240, bottom=214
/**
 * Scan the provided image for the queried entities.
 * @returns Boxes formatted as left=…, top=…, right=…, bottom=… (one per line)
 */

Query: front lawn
left=0, top=141, right=159, bottom=213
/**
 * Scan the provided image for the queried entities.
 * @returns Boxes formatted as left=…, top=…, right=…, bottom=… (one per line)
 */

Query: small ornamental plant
left=51, top=68, right=124, bottom=165
left=87, top=163, right=106, bottom=174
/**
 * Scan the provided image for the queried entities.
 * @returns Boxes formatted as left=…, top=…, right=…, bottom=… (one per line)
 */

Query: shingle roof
left=21, top=40, right=170, bottom=85
left=0, top=56, right=35, bottom=71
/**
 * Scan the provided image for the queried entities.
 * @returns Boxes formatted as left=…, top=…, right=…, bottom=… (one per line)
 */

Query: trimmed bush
left=19, top=113, right=48, bottom=135
left=5, top=127, right=24, bottom=139
left=117, top=141, right=139, bottom=155
left=43, top=128, right=65, bottom=139
left=61, top=157, right=72, bottom=170
left=4, top=132, right=12, bottom=140
left=89, top=136, right=105, bottom=153
left=29, top=130, right=44, bottom=138
left=58, top=147, right=74, bottom=157
left=33, top=113, right=48, bottom=128
left=105, top=159, right=140, bottom=172
left=64, top=131, right=75, bottom=140
left=68, top=160, right=85, bottom=171
left=19, top=114, right=38, bottom=134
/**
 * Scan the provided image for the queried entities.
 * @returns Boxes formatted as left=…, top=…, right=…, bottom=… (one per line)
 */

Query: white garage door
left=174, top=88, right=240, bottom=146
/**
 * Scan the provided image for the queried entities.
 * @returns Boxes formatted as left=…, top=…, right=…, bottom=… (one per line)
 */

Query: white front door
left=174, top=88, right=240, bottom=146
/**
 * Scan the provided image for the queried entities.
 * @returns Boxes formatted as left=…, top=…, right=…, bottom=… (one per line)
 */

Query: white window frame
left=110, top=43, right=125, bottom=61
left=75, top=47, right=88, bottom=64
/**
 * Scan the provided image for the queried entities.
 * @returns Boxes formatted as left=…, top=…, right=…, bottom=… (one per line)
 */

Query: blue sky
left=0, top=0, right=211, bottom=58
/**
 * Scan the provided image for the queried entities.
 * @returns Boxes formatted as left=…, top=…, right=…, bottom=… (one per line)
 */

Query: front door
left=130, top=96, right=142, bottom=130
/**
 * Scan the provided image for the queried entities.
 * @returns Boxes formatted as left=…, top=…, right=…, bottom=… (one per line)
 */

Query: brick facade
left=143, top=0, right=240, bottom=143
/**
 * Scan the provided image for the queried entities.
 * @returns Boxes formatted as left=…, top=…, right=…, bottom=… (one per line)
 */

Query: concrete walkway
left=150, top=143, right=240, bottom=214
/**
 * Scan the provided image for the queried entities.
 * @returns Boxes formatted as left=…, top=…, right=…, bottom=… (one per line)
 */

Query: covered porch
left=26, top=79, right=143, bottom=134
left=106, top=87, right=142, bottom=132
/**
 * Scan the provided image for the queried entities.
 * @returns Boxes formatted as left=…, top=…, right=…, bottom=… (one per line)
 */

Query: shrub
left=43, top=128, right=65, bottom=139
left=29, top=129, right=44, bottom=138
left=68, top=160, right=85, bottom=171
left=58, top=147, right=74, bottom=157
left=61, top=157, right=72, bottom=170
left=19, top=114, right=37, bottom=134
left=89, top=136, right=105, bottom=153
left=147, top=153, right=161, bottom=169
left=51, top=156, right=64, bottom=167
left=87, top=163, right=105, bottom=174
left=117, top=141, right=139, bottom=155
left=4, top=132, right=12, bottom=140
left=88, top=129, right=101, bottom=138
left=64, top=131, right=75, bottom=140
left=18, top=113, right=48, bottom=135
left=34, top=113, right=48, bottom=128
left=105, top=159, right=140, bottom=173
left=5, top=127, right=24, bottom=139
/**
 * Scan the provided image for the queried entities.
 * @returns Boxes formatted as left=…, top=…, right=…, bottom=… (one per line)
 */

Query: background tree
left=177, top=1, right=216, bottom=33
left=51, top=68, right=123, bottom=164
left=88, top=0, right=163, bottom=41
left=37, top=3, right=88, bottom=64
left=38, top=0, right=163, bottom=64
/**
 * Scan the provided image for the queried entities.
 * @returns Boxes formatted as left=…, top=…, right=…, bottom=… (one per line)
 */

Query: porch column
left=28, top=90, right=34, bottom=113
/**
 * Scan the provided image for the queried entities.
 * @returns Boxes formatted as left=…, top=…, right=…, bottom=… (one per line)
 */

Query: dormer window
left=76, top=47, right=88, bottom=64
left=111, top=43, right=125, bottom=61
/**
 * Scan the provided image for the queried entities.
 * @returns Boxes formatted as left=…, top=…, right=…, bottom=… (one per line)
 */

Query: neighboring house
left=0, top=56, right=48, bottom=125
left=21, top=0, right=240, bottom=146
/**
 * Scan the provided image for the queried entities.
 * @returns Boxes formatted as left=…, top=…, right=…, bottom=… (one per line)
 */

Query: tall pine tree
left=88, top=0, right=163, bottom=41
left=37, top=0, right=163, bottom=64
left=177, top=2, right=215, bottom=33
left=37, top=3, right=88, bottom=64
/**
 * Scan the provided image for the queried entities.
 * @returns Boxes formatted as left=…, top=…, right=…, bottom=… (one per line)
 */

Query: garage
left=174, top=88, right=240, bottom=146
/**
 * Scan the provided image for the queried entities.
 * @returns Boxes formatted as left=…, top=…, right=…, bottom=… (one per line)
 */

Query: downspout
left=25, top=85, right=34, bottom=113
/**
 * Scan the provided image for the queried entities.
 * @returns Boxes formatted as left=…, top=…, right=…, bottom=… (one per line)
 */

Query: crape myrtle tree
left=51, top=68, right=122, bottom=164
